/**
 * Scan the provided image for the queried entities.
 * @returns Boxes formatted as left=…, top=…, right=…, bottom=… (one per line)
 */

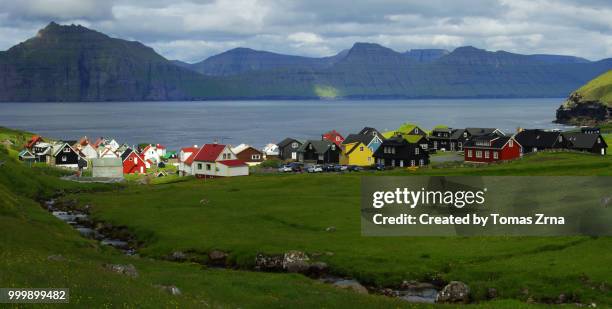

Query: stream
left=42, top=198, right=439, bottom=304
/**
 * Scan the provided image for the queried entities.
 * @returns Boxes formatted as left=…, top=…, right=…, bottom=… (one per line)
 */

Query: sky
left=0, top=0, right=611, bottom=63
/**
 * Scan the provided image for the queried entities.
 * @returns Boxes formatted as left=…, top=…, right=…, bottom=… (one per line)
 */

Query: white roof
left=263, top=143, right=279, bottom=155
left=231, top=143, right=250, bottom=154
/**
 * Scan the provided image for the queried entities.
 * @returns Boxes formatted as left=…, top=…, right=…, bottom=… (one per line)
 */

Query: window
left=134, top=157, right=138, bottom=164
left=484, top=151, right=489, bottom=159
left=63, top=147, right=70, bottom=153
left=598, top=138, right=601, bottom=143
left=391, top=159, right=395, bottom=166
left=467, top=150, right=472, bottom=157
left=414, top=128, right=419, bottom=134
left=198, top=163, right=202, bottom=169
left=336, top=136, right=341, bottom=141
left=493, top=152, right=499, bottom=159
left=399, top=160, right=404, bottom=167
left=206, top=164, right=211, bottom=171
left=558, top=136, right=563, bottom=142
left=360, top=146, right=364, bottom=151
left=419, top=159, right=424, bottom=166
left=410, top=160, right=415, bottom=166
left=251, top=154, right=261, bottom=160
left=415, top=147, right=419, bottom=155
left=367, top=157, right=371, bottom=162
left=463, top=132, right=468, bottom=137
left=61, top=155, right=67, bottom=162
left=291, top=142, right=298, bottom=148
left=509, top=139, right=514, bottom=147
left=476, top=151, right=482, bottom=158
left=433, top=141, right=438, bottom=149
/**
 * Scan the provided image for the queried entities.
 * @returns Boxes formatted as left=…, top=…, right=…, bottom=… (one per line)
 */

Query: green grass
left=71, top=152, right=612, bottom=306
left=575, top=70, right=612, bottom=106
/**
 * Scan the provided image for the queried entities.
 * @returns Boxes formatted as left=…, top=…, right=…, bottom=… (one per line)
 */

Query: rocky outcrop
left=104, top=264, right=139, bottom=278
left=556, top=92, right=610, bottom=125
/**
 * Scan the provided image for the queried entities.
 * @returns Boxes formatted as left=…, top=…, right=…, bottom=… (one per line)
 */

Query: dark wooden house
left=373, top=135, right=430, bottom=168
left=428, top=127, right=463, bottom=152
left=297, top=140, right=341, bottom=164
left=277, top=138, right=302, bottom=161
left=563, top=132, right=607, bottom=155
left=52, top=142, right=83, bottom=169
left=514, top=129, right=566, bottom=154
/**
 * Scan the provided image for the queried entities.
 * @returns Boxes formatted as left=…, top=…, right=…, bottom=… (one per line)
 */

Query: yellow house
left=340, top=141, right=374, bottom=166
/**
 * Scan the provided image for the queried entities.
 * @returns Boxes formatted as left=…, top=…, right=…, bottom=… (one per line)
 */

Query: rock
left=325, top=226, right=336, bottom=232
left=47, top=254, right=66, bottom=262
left=307, top=262, right=328, bottom=277
left=380, top=288, right=397, bottom=297
left=436, top=281, right=470, bottom=304
left=282, top=250, right=310, bottom=270
left=325, top=251, right=334, bottom=256
left=286, top=260, right=310, bottom=273
left=557, top=293, right=567, bottom=304
left=208, top=250, right=228, bottom=265
left=254, top=254, right=284, bottom=272
left=487, top=288, right=498, bottom=299
left=155, top=284, right=181, bottom=296
left=401, top=280, right=435, bottom=290
left=104, top=264, right=139, bottom=278
left=333, top=280, right=368, bottom=294
left=169, top=251, right=186, bottom=261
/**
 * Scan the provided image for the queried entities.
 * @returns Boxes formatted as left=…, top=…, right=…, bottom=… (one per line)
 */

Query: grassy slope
left=74, top=152, right=612, bottom=306
left=575, top=70, right=612, bottom=106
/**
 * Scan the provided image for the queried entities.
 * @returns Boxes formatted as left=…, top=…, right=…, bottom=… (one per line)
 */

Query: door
left=602, top=148, right=605, bottom=156
left=291, top=152, right=297, bottom=160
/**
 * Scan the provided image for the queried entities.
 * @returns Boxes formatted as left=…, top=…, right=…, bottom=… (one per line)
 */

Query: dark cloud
left=0, top=0, right=610, bottom=62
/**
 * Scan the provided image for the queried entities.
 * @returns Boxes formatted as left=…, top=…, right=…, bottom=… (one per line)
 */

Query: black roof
left=277, top=138, right=301, bottom=148
left=563, top=132, right=606, bottom=149
left=465, top=128, right=502, bottom=136
left=297, top=140, right=335, bottom=154
left=515, top=129, right=562, bottom=148
left=120, top=148, right=133, bottom=161
left=464, top=134, right=512, bottom=149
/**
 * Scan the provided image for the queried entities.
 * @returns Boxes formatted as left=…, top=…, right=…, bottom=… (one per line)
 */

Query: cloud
left=0, top=0, right=610, bottom=61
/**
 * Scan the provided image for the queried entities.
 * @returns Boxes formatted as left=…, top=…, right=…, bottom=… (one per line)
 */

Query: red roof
left=192, top=144, right=226, bottom=162
left=180, top=147, right=199, bottom=153
left=142, top=145, right=152, bottom=153
left=218, top=159, right=247, bottom=167
left=25, top=135, right=43, bottom=148
left=156, top=144, right=166, bottom=149
left=184, top=152, right=196, bottom=165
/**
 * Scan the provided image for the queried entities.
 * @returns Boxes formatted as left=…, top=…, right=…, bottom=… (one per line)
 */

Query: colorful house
left=190, top=144, right=249, bottom=177
left=121, top=149, right=148, bottom=174
left=142, top=145, right=161, bottom=163
left=340, top=127, right=385, bottom=166
left=464, top=134, right=521, bottom=163
left=322, top=130, right=345, bottom=147
left=231, top=144, right=264, bottom=166
left=178, top=146, right=199, bottom=176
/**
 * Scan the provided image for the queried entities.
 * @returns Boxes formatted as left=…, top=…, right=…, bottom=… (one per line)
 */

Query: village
left=15, top=123, right=608, bottom=179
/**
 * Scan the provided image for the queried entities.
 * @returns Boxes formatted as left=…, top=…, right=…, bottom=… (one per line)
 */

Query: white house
left=178, top=146, right=198, bottom=176
left=79, top=143, right=98, bottom=159
left=142, top=145, right=161, bottom=164
left=189, top=144, right=248, bottom=177
left=155, top=144, right=167, bottom=157
left=263, top=143, right=279, bottom=159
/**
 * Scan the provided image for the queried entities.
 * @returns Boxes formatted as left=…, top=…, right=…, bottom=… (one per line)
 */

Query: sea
left=0, top=98, right=572, bottom=150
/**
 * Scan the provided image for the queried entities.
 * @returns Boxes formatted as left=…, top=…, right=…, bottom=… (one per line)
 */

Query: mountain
left=556, top=70, right=612, bottom=124
left=404, top=49, right=449, bottom=63
left=0, top=22, right=224, bottom=102
left=1, top=23, right=612, bottom=102
left=189, top=47, right=346, bottom=76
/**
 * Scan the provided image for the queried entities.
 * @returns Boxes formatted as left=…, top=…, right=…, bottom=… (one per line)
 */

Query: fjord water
left=0, top=99, right=571, bottom=149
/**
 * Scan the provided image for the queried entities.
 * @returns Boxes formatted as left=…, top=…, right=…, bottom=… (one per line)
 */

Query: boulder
left=208, top=250, right=228, bottom=265
left=286, top=260, right=310, bottom=273
left=436, top=281, right=470, bottom=303
left=333, top=280, right=368, bottom=294
left=325, top=226, right=336, bottom=232
left=282, top=250, right=310, bottom=270
left=169, top=251, right=186, bottom=261
left=254, top=254, right=284, bottom=272
left=487, top=287, right=498, bottom=299
left=104, top=264, right=139, bottom=278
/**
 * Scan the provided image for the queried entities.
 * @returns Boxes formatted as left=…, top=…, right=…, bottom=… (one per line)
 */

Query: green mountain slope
left=0, top=22, right=224, bottom=102
left=556, top=70, right=612, bottom=124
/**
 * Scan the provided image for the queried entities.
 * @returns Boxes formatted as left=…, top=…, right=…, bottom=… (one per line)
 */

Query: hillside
left=556, top=70, right=612, bottom=124
left=0, top=22, right=225, bottom=102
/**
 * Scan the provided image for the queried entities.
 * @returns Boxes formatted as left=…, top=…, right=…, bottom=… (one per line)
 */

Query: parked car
left=278, top=165, right=293, bottom=173
left=374, top=164, right=387, bottom=171
left=307, top=165, right=324, bottom=173
left=322, top=164, right=335, bottom=172
left=333, top=164, right=348, bottom=172
left=347, top=165, right=363, bottom=172
left=288, top=162, right=303, bottom=172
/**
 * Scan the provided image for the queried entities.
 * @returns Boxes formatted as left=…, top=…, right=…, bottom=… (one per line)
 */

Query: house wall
left=340, top=142, right=374, bottom=166
left=217, top=164, right=249, bottom=177
left=54, top=144, right=80, bottom=168
left=236, top=148, right=264, bottom=164
left=92, top=158, right=123, bottom=178
left=279, top=142, right=301, bottom=160
left=123, top=152, right=147, bottom=174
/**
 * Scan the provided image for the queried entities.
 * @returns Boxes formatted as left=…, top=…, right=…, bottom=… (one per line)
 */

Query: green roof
left=382, top=131, right=396, bottom=139
left=433, top=125, right=449, bottom=129
left=401, top=134, right=424, bottom=143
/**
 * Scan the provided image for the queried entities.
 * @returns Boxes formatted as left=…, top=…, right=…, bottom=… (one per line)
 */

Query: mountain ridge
left=1, top=22, right=612, bottom=102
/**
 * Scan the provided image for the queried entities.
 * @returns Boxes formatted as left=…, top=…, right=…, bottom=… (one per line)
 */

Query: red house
left=322, top=130, right=345, bottom=147
left=122, top=149, right=148, bottom=174
left=464, top=134, right=521, bottom=163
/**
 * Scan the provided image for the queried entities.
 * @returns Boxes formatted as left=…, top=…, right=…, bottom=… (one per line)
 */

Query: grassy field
left=70, top=151, right=612, bottom=306
left=2, top=125, right=611, bottom=308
